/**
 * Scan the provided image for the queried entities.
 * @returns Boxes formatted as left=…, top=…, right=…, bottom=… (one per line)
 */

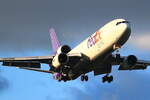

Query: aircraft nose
left=116, top=21, right=129, bottom=26
left=116, top=21, right=131, bottom=33
left=115, top=20, right=131, bottom=43
left=124, top=22, right=131, bottom=34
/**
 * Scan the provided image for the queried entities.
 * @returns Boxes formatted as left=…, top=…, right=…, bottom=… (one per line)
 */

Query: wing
left=0, top=28, right=61, bottom=73
left=137, top=59, right=150, bottom=65
left=110, top=54, right=150, bottom=70
left=0, top=55, right=54, bottom=68
left=0, top=53, right=83, bottom=74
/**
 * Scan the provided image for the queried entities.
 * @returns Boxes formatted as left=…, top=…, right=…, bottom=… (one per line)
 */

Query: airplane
left=0, top=18, right=150, bottom=83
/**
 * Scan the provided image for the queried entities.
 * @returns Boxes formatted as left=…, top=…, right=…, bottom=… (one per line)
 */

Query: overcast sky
left=0, top=0, right=150, bottom=100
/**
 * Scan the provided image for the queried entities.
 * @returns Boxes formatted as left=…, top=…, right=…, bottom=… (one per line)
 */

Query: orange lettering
left=94, top=31, right=101, bottom=43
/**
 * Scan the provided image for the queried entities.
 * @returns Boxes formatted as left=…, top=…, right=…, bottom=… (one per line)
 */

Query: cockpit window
left=116, top=21, right=129, bottom=25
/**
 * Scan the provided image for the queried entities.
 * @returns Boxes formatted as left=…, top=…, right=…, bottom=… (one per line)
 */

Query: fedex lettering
left=87, top=31, right=101, bottom=48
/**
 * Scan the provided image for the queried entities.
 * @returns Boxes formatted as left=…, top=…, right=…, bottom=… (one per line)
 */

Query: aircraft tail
left=49, top=28, right=61, bottom=53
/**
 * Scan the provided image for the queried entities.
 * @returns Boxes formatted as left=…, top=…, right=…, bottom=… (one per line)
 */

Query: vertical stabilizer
left=49, top=28, right=61, bottom=53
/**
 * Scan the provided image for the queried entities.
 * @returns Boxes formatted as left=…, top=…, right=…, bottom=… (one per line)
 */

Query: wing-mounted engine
left=52, top=53, right=69, bottom=68
left=118, top=55, right=147, bottom=70
left=118, top=55, right=138, bottom=70
left=52, top=45, right=71, bottom=68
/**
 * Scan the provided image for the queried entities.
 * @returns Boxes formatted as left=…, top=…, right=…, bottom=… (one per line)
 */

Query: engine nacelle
left=52, top=53, right=69, bottom=68
left=125, top=55, right=137, bottom=66
left=119, top=55, right=138, bottom=70
left=56, top=45, right=71, bottom=54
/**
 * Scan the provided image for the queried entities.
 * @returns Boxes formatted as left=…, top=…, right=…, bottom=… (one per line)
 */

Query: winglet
left=49, top=28, right=61, bottom=53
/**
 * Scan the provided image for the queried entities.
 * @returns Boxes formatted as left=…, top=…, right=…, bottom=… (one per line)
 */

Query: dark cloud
left=0, top=0, right=149, bottom=53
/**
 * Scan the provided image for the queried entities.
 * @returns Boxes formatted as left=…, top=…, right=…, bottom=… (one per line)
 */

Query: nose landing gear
left=102, top=74, right=113, bottom=83
left=113, top=43, right=121, bottom=51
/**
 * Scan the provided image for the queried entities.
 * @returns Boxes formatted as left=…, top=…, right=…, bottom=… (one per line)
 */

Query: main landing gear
left=81, top=74, right=88, bottom=82
left=102, top=74, right=113, bottom=83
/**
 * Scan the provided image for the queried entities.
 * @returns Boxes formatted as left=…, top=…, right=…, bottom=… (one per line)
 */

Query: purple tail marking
left=49, top=28, right=61, bottom=53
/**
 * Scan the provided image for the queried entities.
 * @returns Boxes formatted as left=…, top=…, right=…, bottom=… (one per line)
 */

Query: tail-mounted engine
left=119, top=55, right=138, bottom=70
left=56, top=45, right=71, bottom=54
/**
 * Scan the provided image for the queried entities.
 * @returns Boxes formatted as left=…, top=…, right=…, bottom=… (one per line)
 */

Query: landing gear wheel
left=102, top=75, right=113, bottom=83
left=81, top=75, right=85, bottom=81
left=108, top=75, right=113, bottom=83
left=102, top=76, right=107, bottom=83
left=81, top=75, right=88, bottom=82
left=60, top=75, right=69, bottom=82
left=84, top=75, right=88, bottom=81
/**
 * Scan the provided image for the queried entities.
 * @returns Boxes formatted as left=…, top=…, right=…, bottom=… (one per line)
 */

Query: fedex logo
left=87, top=31, right=101, bottom=48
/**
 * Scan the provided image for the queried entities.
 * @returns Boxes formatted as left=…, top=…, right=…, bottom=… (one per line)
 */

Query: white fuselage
left=69, top=19, right=131, bottom=61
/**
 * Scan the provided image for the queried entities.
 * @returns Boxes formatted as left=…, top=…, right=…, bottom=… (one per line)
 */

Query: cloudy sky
left=0, top=0, right=150, bottom=100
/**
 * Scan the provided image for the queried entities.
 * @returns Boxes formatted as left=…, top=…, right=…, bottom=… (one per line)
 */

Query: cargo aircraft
left=0, top=19, right=150, bottom=83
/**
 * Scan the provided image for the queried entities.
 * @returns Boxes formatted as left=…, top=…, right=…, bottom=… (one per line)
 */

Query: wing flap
left=137, top=60, right=150, bottom=65
left=0, top=55, right=54, bottom=64
left=2, top=61, right=41, bottom=68
left=118, top=64, right=147, bottom=70
left=19, top=67, right=54, bottom=73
